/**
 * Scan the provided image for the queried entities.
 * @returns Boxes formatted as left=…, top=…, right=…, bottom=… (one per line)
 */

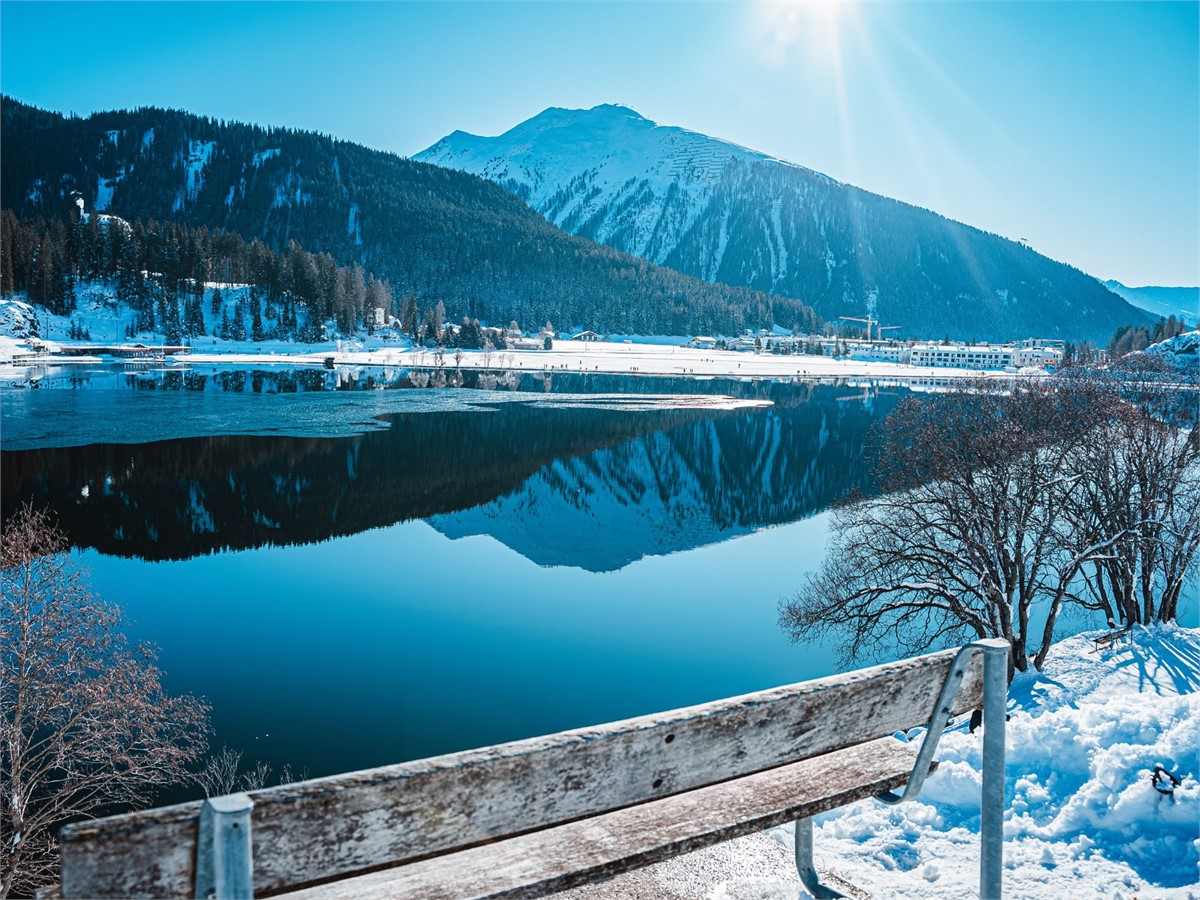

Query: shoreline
left=5, top=339, right=1035, bottom=382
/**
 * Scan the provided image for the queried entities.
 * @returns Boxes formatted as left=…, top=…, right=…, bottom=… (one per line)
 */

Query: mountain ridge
left=1102, top=280, right=1198, bottom=326
left=0, top=96, right=820, bottom=337
left=417, top=104, right=1150, bottom=343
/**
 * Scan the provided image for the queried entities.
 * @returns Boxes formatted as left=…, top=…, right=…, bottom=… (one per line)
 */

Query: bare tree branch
left=1, top=506, right=208, bottom=898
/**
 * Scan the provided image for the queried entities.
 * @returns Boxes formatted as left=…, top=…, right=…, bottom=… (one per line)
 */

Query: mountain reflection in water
left=1, top=375, right=899, bottom=569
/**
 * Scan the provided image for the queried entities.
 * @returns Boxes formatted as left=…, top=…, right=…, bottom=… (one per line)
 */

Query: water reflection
left=1, top=373, right=903, bottom=782
left=2, top=380, right=899, bottom=568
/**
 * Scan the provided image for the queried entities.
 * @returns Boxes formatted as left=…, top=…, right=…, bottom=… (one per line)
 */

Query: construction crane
left=839, top=315, right=876, bottom=340
left=841, top=316, right=902, bottom=342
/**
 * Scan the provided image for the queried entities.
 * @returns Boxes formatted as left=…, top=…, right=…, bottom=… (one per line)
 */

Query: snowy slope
left=1143, top=329, right=1200, bottom=368
left=784, top=623, right=1200, bottom=898
left=416, top=106, right=1149, bottom=343
left=417, top=104, right=811, bottom=266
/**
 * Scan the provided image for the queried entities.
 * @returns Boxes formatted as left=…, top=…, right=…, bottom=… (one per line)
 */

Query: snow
left=95, top=178, right=116, bottom=212
left=184, top=139, right=216, bottom=201
left=415, top=104, right=817, bottom=265
left=94, top=167, right=126, bottom=212
left=560, top=624, right=1200, bottom=899
left=1143, top=329, right=1200, bottom=367
left=252, top=148, right=281, bottom=167
left=416, top=105, right=844, bottom=269
left=0, top=299, right=41, bottom=339
left=0, top=285, right=1030, bottom=389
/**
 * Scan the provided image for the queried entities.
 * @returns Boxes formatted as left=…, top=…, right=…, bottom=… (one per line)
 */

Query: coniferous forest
left=1, top=97, right=822, bottom=338
left=1, top=210, right=394, bottom=343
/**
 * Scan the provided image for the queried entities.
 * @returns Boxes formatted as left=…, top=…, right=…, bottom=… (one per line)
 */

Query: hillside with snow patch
left=1144, top=330, right=1200, bottom=368
left=1, top=97, right=819, bottom=337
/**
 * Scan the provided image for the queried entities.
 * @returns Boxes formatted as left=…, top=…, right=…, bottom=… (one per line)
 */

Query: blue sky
left=1, top=1, right=1196, bottom=287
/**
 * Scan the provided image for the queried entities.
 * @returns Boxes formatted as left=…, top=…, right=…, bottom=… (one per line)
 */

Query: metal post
left=793, top=817, right=845, bottom=899
left=978, top=639, right=1009, bottom=900
left=196, top=793, right=255, bottom=899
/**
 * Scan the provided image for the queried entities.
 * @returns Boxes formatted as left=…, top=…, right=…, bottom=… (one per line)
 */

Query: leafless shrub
left=1, top=505, right=208, bottom=897
left=240, top=760, right=272, bottom=792
left=193, top=746, right=242, bottom=798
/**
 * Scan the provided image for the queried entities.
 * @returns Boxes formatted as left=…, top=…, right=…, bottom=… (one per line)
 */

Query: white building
left=902, top=340, right=1064, bottom=370
left=903, top=344, right=1016, bottom=369
left=848, top=342, right=904, bottom=363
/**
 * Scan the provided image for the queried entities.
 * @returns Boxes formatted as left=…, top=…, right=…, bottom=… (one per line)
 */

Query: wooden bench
left=1091, top=626, right=1132, bottom=653
left=58, top=640, right=1009, bottom=900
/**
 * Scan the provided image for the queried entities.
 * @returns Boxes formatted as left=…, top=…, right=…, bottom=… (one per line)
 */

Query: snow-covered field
left=0, top=289, right=1019, bottom=383
left=560, top=624, right=1199, bottom=899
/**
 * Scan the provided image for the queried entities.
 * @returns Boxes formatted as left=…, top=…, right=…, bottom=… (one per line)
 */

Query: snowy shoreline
left=559, top=624, right=1199, bottom=899
left=3, top=336, right=1029, bottom=383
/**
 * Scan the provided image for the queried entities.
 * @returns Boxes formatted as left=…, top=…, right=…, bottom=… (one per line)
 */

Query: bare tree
left=1, top=506, right=208, bottom=898
left=1053, top=363, right=1200, bottom=640
left=780, top=380, right=1114, bottom=678
left=781, top=372, right=1199, bottom=677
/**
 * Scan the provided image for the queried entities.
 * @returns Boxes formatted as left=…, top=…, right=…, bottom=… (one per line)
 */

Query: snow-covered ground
left=0, top=289, right=1020, bottom=383
left=560, top=624, right=1199, bottom=899
left=1144, top=330, right=1200, bottom=368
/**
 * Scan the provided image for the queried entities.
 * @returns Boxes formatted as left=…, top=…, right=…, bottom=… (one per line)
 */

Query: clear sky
left=1, top=1, right=1196, bottom=287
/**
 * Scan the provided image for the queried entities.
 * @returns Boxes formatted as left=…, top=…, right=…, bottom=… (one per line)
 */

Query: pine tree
left=401, top=294, right=419, bottom=341
left=251, top=295, right=264, bottom=342
left=232, top=298, right=247, bottom=341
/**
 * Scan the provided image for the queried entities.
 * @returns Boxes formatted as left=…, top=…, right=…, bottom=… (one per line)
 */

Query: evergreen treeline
left=1, top=209, right=392, bottom=342
left=0, top=97, right=822, bottom=337
left=1107, top=317, right=1191, bottom=359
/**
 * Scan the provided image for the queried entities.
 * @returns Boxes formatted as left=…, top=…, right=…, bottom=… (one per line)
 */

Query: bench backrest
left=60, top=647, right=983, bottom=898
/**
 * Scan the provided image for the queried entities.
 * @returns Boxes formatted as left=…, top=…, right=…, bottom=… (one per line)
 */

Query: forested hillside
left=0, top=97, right=820, bottom=337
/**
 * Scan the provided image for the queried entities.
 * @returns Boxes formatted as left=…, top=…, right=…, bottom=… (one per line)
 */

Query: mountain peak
left=415, top=107, right=1152, bottom=342
left=587, top=103, right=648, bottom=120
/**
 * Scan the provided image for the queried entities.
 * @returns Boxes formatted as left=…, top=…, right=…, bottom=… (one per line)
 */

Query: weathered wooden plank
left=282, top=737, right=926, bottom=900
left=60, top=647, right=982, bottom=898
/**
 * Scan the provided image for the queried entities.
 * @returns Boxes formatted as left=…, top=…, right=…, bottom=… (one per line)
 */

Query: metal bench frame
left=794, top=638, right=1008, bottom=899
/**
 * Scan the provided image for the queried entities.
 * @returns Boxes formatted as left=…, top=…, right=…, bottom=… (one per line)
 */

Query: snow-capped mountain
left=1102, top=280, right=1198, bottom=327
left=417, top=105, right=1149, bottom=343
left=419, top=105, right=791, bottom=268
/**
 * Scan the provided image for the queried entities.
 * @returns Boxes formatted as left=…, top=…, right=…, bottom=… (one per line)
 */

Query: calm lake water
left=3, top=363, right=1150, bottom=791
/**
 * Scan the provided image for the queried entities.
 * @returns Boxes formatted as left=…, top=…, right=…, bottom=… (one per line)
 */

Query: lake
left=1, top=363, right=1130, bottom=790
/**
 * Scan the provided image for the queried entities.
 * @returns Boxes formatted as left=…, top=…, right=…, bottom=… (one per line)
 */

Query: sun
left=754, top=0, right=853, bottom=68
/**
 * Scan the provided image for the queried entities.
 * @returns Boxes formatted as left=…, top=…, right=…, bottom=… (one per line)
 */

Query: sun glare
left=753, top=0, right=852, bottom=69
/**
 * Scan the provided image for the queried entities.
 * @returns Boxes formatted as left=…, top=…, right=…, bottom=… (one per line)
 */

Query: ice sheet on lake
left=0, top=386, right=769, bottom=451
